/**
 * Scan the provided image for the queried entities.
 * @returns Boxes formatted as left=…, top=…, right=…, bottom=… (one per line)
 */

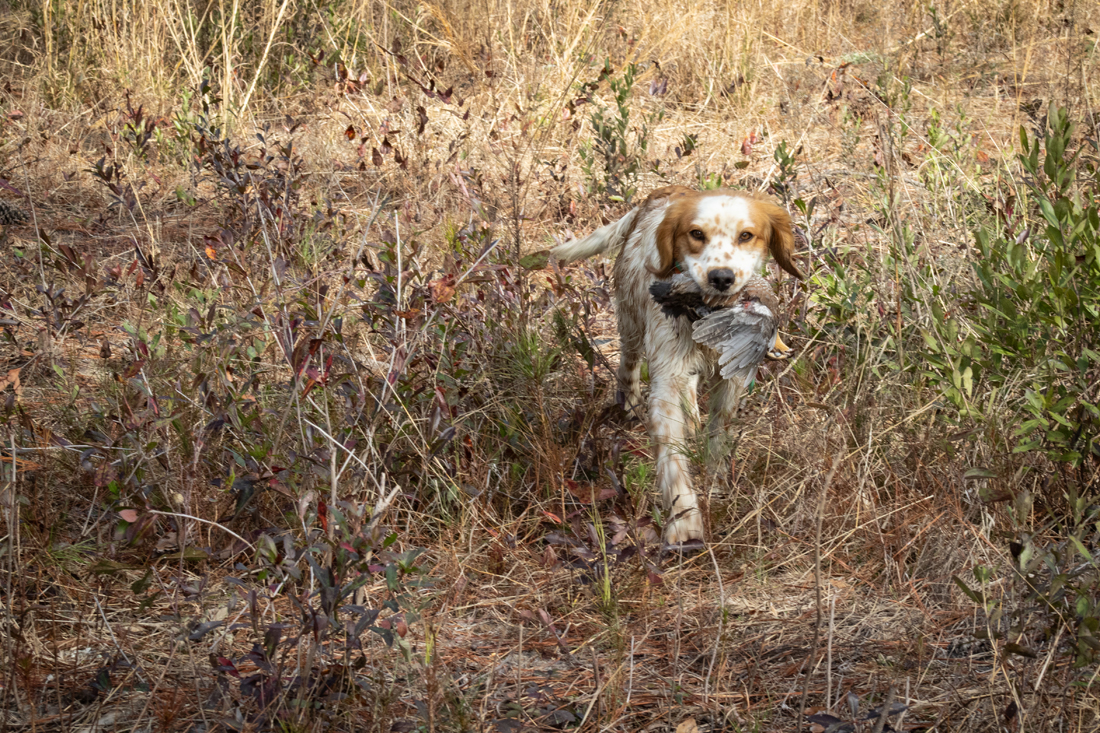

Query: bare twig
left=871, top=684, right=897, bottom=733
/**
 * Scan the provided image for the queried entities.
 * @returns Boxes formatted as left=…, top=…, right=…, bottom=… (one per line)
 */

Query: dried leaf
left=430, top=275, right=456, bottom=303
left=675, top=719, right=700, bottom=733
left=0, top=368, right=21, bottom=401
left=189, top=620, right=225, bottom=641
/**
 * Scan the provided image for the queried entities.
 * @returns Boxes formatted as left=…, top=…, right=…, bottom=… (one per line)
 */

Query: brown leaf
left=121, top=360, right=145, bottom=379
left=564, top=478, right=596, bottom=503
left=155, top=531, right=179, bottom=553
left=675, top=719, right=700, bottom=733
left=0, top=368, right=21, bottom=401
left=430, top=275, right=456, bottom=303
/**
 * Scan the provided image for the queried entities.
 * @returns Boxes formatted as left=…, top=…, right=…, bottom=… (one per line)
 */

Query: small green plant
left=772, top=140, right=799, bottom=206
left=840, top=106, right=863, bottom=162
left=578, top=61, right=663, bottom=205
left=698, top=170, right=724, bottom=190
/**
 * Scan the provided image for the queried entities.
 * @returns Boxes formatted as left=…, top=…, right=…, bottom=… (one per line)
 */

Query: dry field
left=0, top=0, right=1099, bottom=730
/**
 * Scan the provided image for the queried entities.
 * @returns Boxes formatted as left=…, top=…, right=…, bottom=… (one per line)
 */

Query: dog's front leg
left=706, top=376, right=747, bottom=462
left=649, top=366, right=704, bottom=544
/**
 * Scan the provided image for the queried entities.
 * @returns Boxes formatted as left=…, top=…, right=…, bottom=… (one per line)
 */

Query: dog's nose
left=707, top=268, right=736, bottom=292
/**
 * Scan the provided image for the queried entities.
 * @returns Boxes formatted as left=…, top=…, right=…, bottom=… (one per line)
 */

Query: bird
left=650, top=274, right=790, bottom=391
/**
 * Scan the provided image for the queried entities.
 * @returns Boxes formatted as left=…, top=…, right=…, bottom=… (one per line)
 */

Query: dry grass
left=0, top=0, right=1099, bottom=731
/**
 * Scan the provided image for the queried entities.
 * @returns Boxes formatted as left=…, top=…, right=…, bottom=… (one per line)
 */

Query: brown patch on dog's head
left=650, top=192, right=705, bottom=278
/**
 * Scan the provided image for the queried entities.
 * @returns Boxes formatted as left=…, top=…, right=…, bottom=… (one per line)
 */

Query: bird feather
left=650, top=274, right=781, bottom=388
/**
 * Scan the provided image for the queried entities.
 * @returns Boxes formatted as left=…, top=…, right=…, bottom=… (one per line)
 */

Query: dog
left=553, top=186, right=803, bottom=544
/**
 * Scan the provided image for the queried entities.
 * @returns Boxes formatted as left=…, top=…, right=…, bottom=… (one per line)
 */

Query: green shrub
left=925, top=105, right=1100, bottom=469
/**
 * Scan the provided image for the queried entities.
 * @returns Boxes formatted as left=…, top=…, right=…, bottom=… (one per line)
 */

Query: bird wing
left=649, top=280, right=703, bottom=320
left=649, top=275, right=719, bottom=321
left=692, top=300, right=778, bottom=384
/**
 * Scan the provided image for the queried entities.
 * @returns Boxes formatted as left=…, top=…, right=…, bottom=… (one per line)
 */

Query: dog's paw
left=615, top=387, right=645, bottom=416
left=664, top=512, right=705, bottom=546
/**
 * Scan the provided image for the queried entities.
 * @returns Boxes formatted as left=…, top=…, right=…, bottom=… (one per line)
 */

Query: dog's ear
left=651, top=215, right=677, bottom=277
left=757, top=198, right=804, bottom=279
left=650, top=197, right=689, bottom=278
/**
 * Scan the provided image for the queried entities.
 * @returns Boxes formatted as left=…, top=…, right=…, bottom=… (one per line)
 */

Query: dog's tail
left=552, top=207, right=639, bottom=264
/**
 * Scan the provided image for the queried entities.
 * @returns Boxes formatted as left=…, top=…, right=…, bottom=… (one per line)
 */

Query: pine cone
left=0, top=200, right=28, bottom=226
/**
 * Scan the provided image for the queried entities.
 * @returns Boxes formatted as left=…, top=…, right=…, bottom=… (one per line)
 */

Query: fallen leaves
left=0, top=367, right=22, bottom=402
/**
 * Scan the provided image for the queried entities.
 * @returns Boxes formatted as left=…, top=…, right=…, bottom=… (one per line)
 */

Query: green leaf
left=131, top=568, right=154, bottom=594
left=963, top=468, right=997, bottom=480
left=519, top=250, right=551, bottom=270
left=88, top=559, right=137, bottom=575
left=1004, top=642, right=1037, bottom=658
left=1070, top=535, right=1095, bottom=565
left=1049, top=411, right=1075, bottom=428
left=159, top=547, right=210, bottom=562
left=953, top=575, right=983, bottom=604
left=370, top=625, right=394, bottom=647
left=1039, top=198, right=1060, bottom=228
left=1014, top=419, right=1047, bottom=436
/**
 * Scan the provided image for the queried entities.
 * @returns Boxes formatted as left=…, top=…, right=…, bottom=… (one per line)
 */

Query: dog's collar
left=673, top=260, right=687, bottom=274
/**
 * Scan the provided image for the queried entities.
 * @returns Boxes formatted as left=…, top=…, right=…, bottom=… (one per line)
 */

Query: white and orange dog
left=553, top=186, right=803, bottom=544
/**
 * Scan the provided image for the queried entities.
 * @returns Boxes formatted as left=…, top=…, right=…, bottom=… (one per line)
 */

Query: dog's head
left=650, top=190, right=803, bottom=295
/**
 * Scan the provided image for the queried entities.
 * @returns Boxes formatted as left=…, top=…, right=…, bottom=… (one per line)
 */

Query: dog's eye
left=689, top=229, right=705, bottom=241
left=739, top=231, right=754, bottom=242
